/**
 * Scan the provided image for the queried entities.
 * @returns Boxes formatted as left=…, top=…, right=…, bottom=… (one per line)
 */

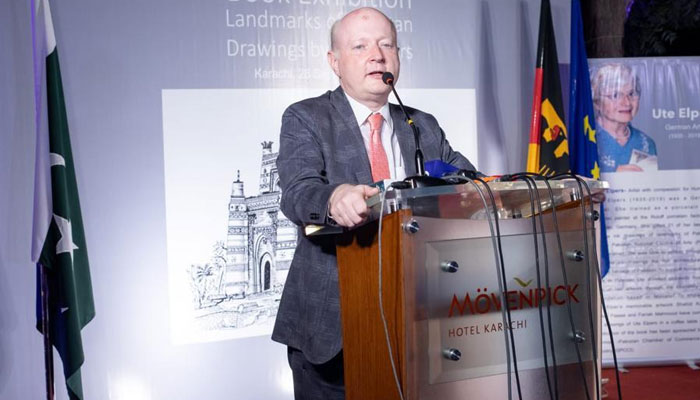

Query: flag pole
left=40, top=264, right=55, bottom=400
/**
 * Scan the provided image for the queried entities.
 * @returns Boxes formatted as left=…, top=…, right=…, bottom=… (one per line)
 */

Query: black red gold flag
left=527, top=0, right=570, bottom=175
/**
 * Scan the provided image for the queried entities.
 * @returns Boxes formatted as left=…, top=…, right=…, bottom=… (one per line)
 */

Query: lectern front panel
left=403, top=207, right=601, bottom=400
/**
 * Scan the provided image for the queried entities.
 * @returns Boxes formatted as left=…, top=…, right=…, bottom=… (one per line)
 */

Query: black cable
left=550, top=174, right=600, bottom=399
left=560, top=174, right=600, bottom=400
left=541, top=175, right=592, bottom=400
left=473, top=176, right=524, bottom=400
left=554, top=174, right=623, bottom=400
left=376, top=188, right=405, bottom=400
left=513, top=172, right=566, bottom=400
left=510, top=174, right=556, bottom=400
left=466, top=176, right=514, bottom=400
left=444, top=173, right=514, bottom=400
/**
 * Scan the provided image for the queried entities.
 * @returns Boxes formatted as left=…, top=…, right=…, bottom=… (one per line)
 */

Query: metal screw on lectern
left=570, top=330, right=586, bottom=343
left=566, top=250, right=584, bottom=262
left=442, top=348, right=462, bottom=361
left=440, top=261, right=459, bottom=273
left=586, top=210, right=600, bottom=221
left=403, top=219, right=420, bottom=234
left=570, top=190, right=582, bottom=202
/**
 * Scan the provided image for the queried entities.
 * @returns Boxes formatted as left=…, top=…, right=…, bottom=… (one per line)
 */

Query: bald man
left=272, top=7, right=475, bottom=399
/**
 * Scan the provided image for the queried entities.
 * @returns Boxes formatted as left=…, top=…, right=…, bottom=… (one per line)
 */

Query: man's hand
left=328, top=184, right=380, bottom=228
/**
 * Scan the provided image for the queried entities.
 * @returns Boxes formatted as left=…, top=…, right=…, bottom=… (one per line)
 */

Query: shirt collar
left=344, top=92, right=392, bottom=129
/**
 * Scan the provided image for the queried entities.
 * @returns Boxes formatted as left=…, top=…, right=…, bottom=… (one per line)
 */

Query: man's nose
left=368, top=43, right=385, bottom=63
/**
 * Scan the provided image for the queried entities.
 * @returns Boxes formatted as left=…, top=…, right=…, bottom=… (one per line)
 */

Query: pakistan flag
left=32, top=0, right=95, bottom=399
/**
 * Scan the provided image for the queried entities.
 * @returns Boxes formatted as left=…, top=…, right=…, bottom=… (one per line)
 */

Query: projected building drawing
left=188, top=141, right=296, bottom=331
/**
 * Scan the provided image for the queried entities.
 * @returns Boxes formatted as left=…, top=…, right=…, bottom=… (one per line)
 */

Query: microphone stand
left=382, top=72, right=447, bottom=188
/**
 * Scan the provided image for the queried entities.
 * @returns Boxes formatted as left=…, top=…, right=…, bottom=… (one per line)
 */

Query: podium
left=335, top=179, right=607, bottom=400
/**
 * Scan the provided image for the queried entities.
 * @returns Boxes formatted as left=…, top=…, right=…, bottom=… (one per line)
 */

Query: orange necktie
left=368, top=113, right=390, bottom=182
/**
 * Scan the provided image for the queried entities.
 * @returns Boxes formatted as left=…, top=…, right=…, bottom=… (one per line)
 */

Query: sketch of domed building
left=188, top=141, right=296, bottom=332
left=224, top=141, right=296, bottom=298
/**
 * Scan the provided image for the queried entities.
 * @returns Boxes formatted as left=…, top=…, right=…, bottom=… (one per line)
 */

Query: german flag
left=527, top=0, right=570, bottom=176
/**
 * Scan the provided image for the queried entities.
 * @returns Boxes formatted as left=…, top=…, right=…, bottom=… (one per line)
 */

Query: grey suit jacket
left=272, top=86, right=476, bottom=364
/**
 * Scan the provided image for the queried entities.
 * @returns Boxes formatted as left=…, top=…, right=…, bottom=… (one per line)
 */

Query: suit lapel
left=391, top=103, right=417, bottom=177
left=330, top=87, right=373, bottom=184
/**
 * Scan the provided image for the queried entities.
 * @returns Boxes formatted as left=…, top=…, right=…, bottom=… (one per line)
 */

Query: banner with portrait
left=590, top=57, right=700, bottom=365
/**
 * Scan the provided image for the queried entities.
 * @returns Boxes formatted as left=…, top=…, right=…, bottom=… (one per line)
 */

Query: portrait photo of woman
left=591, top=63, right=658, bottom=172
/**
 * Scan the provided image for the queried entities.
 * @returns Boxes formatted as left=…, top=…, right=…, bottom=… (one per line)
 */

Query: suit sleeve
left=276, top=107, right=340, bottom=227
left=438, top=125, right=477, bottom=172
left=414, top=110, right=478, bottom=172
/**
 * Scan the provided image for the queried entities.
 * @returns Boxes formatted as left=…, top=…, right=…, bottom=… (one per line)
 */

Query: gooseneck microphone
left=382, top=72, right=427, bottom=178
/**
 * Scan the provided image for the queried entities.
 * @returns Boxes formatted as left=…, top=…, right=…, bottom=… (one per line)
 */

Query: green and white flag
left=32, top=0, right=95, bottom=399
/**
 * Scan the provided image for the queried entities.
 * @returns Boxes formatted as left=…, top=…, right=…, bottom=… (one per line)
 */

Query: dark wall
left=580, top=0, right=700, bottom=58
left=581, top=0, right=628, bottom=58
left=623, top=0, right=700, bottom=57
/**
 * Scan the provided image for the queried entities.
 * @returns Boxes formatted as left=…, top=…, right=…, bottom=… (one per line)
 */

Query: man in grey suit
left=272, top=7, right=476, bottom=399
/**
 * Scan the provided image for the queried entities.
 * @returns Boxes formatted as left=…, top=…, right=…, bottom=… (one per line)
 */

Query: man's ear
left=327, top=51, right=340, bottom=78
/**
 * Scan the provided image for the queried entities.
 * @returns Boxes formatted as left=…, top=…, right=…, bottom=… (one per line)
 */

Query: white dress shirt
left=345, top=93, right=406, bottom=181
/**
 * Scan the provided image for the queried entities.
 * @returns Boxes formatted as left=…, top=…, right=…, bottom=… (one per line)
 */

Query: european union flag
left=568, top=0, right=610, bottom=277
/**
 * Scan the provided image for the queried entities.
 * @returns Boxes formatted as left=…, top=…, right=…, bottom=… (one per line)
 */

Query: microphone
left=382, top=72, right=425, bottom=177
left=383, top=72, right=446, bottom=188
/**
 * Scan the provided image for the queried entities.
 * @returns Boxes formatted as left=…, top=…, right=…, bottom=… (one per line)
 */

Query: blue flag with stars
left=568, top=0, right=610, bottom=277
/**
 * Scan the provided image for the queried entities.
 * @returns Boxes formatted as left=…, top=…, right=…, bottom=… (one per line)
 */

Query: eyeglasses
left=601, top=90, right=640, bottom=102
